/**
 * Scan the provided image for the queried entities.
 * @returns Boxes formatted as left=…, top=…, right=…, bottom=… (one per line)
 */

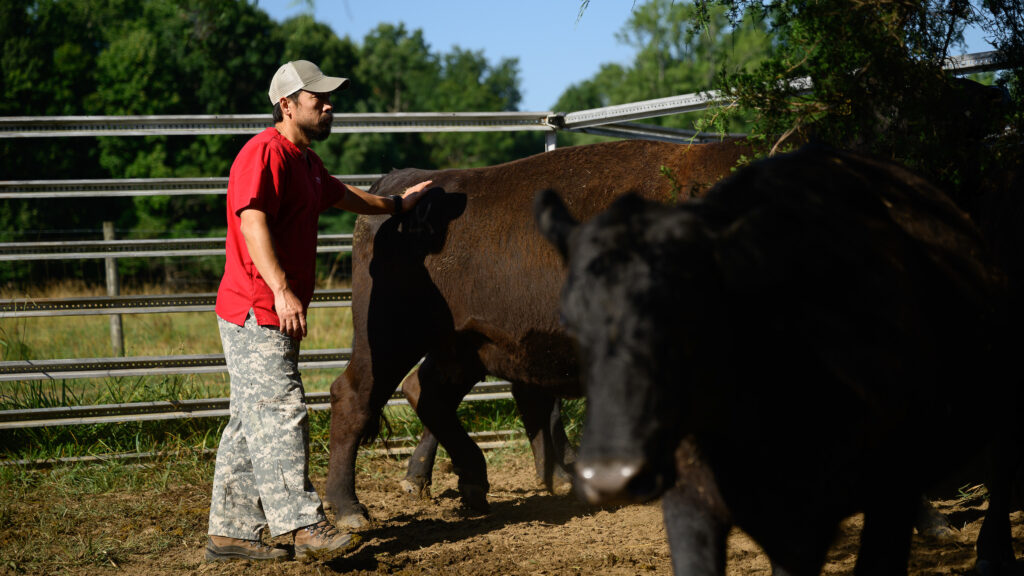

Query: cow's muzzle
left=576, top=458, right=664, bottom=506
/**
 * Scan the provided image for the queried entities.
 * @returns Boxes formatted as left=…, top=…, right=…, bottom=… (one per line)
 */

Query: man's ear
left=278, top=97, right=293, bottom=118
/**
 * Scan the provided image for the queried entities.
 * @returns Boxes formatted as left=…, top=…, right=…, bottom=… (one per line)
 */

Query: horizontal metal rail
left=0, top=175, right=382, bottom=199
left=0, top=381, right=513, bottom=429
left=0, top=112, right=556, bottom=138
left=944, top=50, right=1005, bottom=75
left=559, top=90, right=722, bottom=130
left=0, top=348, right=351, bottom=382
left=555, top=78, right=810, bottom=131
left=570, top=121, right=748, bottom=144
left=0, top=234, right=352, bottom=261
left=0, top=288, right=352, bottom=318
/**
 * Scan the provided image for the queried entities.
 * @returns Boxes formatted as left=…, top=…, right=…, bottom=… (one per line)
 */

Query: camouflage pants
left=208, top=312, right=326, bottom=539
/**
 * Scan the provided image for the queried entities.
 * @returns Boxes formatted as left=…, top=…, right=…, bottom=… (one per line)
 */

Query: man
left=205, top=60, right=432, bottom=563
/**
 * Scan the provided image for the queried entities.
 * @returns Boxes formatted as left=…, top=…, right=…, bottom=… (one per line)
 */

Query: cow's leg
left=401, top=428, right=439, bottom=498
left=976, top=483, right=1015, bottom=576
left=324, top=359, right=374, bottom=529
left=402, top=379, right=577, bottom=499
left=325, top=340, right=426, bottom=530
left=661, top=483, right=730, bottom=576
left=511, top=384, right=576, bottom=495
left=853, top=496, right=916, bottom=576
left=325, top=213, right=452, bottom=528
left=975, top=439, right=1019, bottom=576
left=413, top=350, right=490, bottom=512
left=399, top=367, right=438, bottom=499
left=660, top=442, right=732, bottom=576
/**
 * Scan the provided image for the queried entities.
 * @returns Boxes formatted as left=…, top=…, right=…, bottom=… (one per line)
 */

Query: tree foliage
left=558, top=0, right=770, bottom=146
left=1, top=0, right=541, bottom=287
left=687, top=0, right=1022, bottom=202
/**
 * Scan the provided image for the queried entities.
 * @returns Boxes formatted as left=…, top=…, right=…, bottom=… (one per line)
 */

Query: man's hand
left=398, top=180, right=433, bottom=212
left=274, top=286, right=307, bottom=341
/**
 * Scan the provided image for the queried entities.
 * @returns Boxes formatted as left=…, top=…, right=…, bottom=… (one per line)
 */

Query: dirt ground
left=3, top=444, right=1023, bottom=576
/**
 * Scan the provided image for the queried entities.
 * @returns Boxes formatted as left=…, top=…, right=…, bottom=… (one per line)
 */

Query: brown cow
left=324, top=138, right=752, bottom=529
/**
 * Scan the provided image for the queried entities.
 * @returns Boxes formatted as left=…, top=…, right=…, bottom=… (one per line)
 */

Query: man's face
left=293, top=90, right=334, bottom=141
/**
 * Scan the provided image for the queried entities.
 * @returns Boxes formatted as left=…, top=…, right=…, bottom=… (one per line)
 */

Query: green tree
left=1, top=2, right=539, bottom=287
left=1, top=0, right=283, bottom=286
left=683, top=0, right=1021, bottom=201
left=341, top=23, right=539, bottom=175
left=333, top=23, right=438, bottom=176
left=420, top=48, right=530, bottom=167
left=88, top=0, right=284, bottom=284
left=557, top=0, right=770, bottom=146
left=1, top=0, right=135, bottom=284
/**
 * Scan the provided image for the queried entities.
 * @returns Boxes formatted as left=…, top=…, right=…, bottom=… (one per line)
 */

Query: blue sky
left=255, top=0, right=997, bottom=112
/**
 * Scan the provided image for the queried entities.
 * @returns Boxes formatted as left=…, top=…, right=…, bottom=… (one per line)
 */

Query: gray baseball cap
left=268, top=60, right=350, bottom=105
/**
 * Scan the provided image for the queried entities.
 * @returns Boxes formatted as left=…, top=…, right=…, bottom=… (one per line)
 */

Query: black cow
left=535, top=144, right=1020, bottom=576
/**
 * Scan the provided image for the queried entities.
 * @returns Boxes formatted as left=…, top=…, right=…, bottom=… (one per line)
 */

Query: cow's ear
left=534, top=189, right=577, bottom=259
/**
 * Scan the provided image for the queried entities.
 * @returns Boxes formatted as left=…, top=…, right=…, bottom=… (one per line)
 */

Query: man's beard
left=303, top=115, right=333, bottom=141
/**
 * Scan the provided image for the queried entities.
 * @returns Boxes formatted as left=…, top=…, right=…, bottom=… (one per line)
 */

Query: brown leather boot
left=293, top=520, right=362, bottom=563
left=205, top=535, right=289, bottom=562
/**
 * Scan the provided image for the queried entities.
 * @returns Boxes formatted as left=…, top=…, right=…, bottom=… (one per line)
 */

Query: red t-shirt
left=215, top=127, right=347, bottom=327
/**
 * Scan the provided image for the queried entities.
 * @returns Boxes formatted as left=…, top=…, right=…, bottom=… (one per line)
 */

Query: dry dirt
left=3, top=445, right=1023, bottom=576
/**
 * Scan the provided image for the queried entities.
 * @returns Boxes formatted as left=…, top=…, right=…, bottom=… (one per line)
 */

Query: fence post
left=545, top=131, right=557, bottom=152
left=103, top=221, right=124, bottom=357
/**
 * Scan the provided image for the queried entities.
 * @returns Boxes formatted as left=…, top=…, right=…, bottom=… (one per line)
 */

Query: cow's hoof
left=539, top=474, right=574, bottom=496
left=335, top=512, right=372, bottom=531
left=914, top=501, right=957, bottom=541
left=549, top=477, right=574, bottom=496
left=551, top=467, right=576, bottom=496
left=400, top=477, right=431, bottom=499
left=330, top=502, right=372, bottom=531
left=916, top=521, right=957, bottom=541
left=458, top=484, right=491, bottom=513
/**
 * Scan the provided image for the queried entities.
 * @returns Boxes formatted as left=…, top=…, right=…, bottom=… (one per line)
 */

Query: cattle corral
left=2, top=53, right=1020, bottom=574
